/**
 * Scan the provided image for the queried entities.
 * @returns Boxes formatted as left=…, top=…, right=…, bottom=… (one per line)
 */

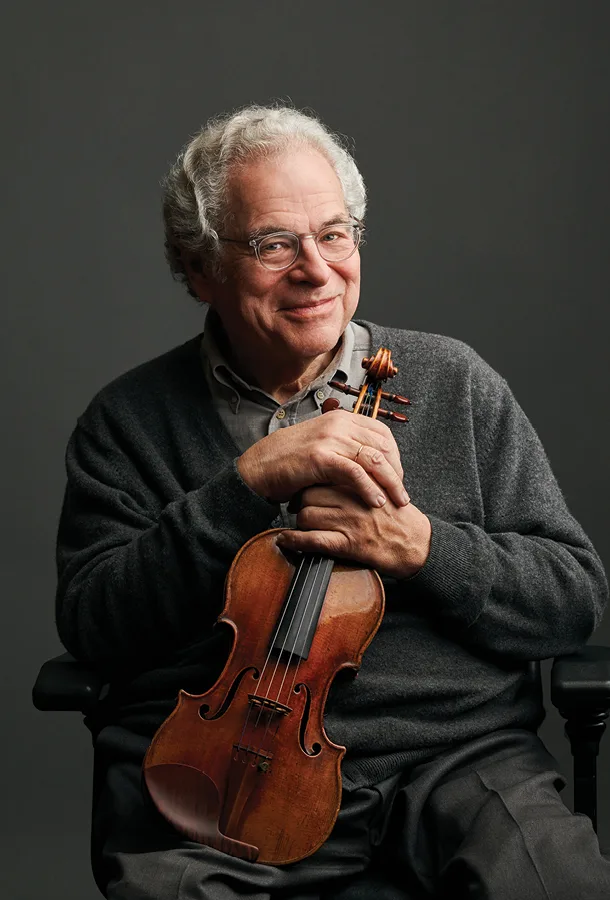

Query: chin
left=287, top=320, right=343, bottom=359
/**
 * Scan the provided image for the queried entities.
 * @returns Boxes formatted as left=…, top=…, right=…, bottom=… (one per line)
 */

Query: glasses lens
left=258, top=233, right=299, bottom=270
left=317, top=223, right=359, bottom=261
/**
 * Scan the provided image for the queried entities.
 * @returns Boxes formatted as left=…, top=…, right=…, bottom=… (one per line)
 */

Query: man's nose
left=289, top=235, right=332, bottom=283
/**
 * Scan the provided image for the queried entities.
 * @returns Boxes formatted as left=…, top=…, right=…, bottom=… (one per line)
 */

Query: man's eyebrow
left=248, top=216, right=351, bottom=239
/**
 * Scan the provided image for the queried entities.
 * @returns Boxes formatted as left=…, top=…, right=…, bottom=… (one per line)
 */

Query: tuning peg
left=376, top=408, right=409, bottom=423
left=385, top=392, right=411, bottom=406
left=321, top=398, right=341, bottom=414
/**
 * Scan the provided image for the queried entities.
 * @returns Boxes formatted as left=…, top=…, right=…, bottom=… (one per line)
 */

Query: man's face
left=192, top=149, right=361, bottom=371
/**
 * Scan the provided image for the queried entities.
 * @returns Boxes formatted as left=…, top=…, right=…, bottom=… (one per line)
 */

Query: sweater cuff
left=405, top=514, right=490, bottom=627
left=196, top=459, right=281, bottom=549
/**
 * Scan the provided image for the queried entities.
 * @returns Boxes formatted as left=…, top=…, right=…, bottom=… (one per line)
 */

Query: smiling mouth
left=282, top=296, right=336, bottom=311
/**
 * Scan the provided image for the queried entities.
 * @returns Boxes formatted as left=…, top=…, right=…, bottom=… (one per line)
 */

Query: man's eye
left=320, top=227, right=351, bottom=243
left=260, top=238, right=293, bottom=254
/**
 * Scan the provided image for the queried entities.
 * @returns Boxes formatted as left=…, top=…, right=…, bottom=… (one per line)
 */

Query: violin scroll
left=362, top=347, right=397, bottom=381
left=328, top=346, right=411, bottom=422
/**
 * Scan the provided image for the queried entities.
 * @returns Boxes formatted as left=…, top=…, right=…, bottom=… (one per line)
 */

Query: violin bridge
left=248, top=694, right=292, bottom=716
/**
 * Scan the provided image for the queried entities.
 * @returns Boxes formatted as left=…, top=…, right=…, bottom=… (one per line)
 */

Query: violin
left=143, top=347, right=410, bottom=864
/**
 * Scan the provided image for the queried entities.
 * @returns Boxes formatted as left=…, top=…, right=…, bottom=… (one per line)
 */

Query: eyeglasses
left=217, top=218, right=364, bottom=271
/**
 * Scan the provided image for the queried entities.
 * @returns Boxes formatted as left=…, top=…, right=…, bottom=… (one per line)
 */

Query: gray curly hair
left=162, top=103, right=367, bottom=298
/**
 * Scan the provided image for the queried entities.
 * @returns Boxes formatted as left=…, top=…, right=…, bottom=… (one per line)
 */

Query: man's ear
left=183, top=254, right=213, bottom=304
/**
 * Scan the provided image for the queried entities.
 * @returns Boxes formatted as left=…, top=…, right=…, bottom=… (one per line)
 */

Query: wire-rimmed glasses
left=218, top=218, right=364, bottom=271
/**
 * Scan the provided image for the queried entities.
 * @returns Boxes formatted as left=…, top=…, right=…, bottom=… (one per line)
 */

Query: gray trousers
left=94, top=727, right=610, bottom=899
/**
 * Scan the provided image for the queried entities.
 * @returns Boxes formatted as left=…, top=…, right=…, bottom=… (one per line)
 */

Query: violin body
left=143, top=528, right=384, bottom=865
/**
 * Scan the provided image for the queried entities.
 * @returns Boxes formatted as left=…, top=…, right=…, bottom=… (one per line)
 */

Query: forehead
left=226, top=149, right=347, bottom=230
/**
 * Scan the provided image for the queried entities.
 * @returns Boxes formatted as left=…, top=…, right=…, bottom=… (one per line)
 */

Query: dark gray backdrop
left=3, top=3, right=609, bottom=898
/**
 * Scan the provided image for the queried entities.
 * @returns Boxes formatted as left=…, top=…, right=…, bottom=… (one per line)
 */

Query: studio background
left=3, top=3, right=609, bottom=898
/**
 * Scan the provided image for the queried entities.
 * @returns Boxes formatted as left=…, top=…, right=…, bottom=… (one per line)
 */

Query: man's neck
left=265, top=353, right=337, bottom=404
left=230, top=345, right=336, bottom=405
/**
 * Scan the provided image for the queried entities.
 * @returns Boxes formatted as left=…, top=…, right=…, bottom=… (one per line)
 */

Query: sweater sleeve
left=406, top=353, right=608, bottom=662
left=55, top=416, right=279, bottom=674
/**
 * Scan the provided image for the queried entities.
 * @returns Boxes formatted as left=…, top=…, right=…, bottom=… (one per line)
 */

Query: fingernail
left=376, top=495, right=386, bottom=507
left=402, top=491, right=410, bottom=505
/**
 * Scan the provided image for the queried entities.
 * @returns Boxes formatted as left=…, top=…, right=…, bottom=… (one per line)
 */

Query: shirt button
left=276, top=409, right=286, bottom=420
left=316, top=390, right=325, bottom=400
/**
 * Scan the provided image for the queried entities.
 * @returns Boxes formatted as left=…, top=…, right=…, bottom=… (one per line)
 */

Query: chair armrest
left=32, top=652, right=105, bottom=714
left=550, top=644, right=610, bottom=831
left=550, top=644, right=610, bottom=712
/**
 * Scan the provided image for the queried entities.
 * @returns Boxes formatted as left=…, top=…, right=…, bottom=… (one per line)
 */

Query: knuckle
left=312, top=448, right=333, bottom=472
left=296, top=511, right=308, bottom=529
left=350, top=462, right=368, bottom=483
left=307, top=532, right=332, bottom=554
left=300, top=487, right=316, bottom=505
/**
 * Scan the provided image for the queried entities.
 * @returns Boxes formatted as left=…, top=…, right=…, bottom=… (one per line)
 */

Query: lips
left=283, top=296, right=336, bottom=310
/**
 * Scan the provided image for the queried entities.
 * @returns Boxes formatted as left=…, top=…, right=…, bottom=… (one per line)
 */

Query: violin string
left=228, top=372, right=388, bottom=795
left=271, top=554, right=330, bottom=706
left=240, top=382, right=380, bottom=759
left=247, top=550, right=322, bottom=750
left=236, top=549, right=308, bottom=754
left=257, top=386, right=379, bottom=748
left=260, top=553, right=322, bottom=716
left=264, top=385, right=380, bottom=748
left=249, top=552, right=322, bottom=756
left=258, top=552, right=316, bottom=705
left=256, top=551, right=307, bottom=690
left=271, top=385, right=378, bottom=744
left=258, top=554, right=331, bottom=752
left=283, top=556, right=334, bottom=704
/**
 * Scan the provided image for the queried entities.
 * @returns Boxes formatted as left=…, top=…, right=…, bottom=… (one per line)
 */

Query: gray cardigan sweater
left=55, top=320, right=608, bottom=787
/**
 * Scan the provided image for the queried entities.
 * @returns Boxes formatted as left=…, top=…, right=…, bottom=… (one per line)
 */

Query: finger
left=308, top=429, right=405, bottom=508
left=317, top=409, right=404, bottom=480
left=351, top=445, right=410, bottom=508
left=350, top=418, right=404, bottom=479
left=348, top=431, right=403, bottom=482
left=277, top=529, right=351, bottom=557
left=296, top=503, right=352, bottom=534
left=322, top=410, right=399, bottom=460
left=316, top=451, right=391, bottom=509
left=300, top=485, right=359, bottom=508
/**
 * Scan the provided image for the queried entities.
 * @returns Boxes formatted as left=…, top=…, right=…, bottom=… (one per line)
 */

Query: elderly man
left=56, top=105, right=609, bottom=899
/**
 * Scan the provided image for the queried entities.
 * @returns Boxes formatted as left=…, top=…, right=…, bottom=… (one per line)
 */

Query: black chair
left=33, top=646, right=610, bottom=895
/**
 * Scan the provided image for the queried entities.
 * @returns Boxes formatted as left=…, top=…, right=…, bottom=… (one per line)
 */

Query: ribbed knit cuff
left=405, top=514, right=490, bottom=627
left=195, top=458, right=281, bottom=549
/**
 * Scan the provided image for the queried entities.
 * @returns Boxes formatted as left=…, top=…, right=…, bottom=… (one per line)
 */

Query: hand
left=277, top=485, right=432, bottom=579
left=237, top=409, right=409, bottom=510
